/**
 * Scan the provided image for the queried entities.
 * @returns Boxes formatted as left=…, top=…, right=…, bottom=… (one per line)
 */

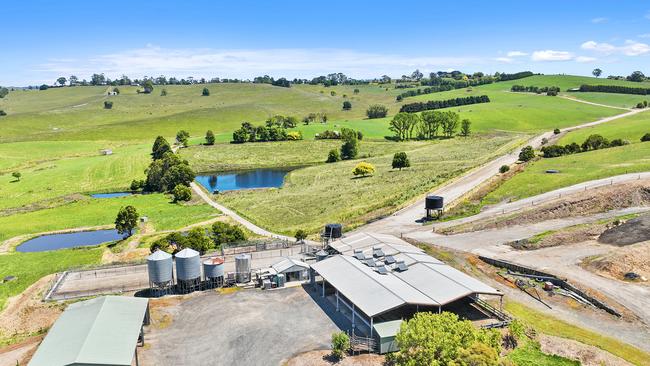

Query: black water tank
left=425, top=195, right=444, bottom=210
left=324, top=223, right=343, bottom=239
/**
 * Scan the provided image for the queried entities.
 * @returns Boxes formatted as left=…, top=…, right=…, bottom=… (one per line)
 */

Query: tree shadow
left=351, top=175, right=373, bottom=180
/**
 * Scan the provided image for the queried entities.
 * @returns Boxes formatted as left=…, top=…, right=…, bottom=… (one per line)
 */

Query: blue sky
left=2, top=0, right=650, bottom=85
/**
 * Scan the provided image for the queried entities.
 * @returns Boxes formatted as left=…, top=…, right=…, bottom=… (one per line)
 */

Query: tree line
left=574, top=84, right=650, bottom=95
left=389, top=110, right=471, bottom=140
left=399, top=95, right=490, bottom=113
left=150, top=221, right=247, bottom=255
left=510, top=85, right=560, bottom=96
left=540, top=134, right=632, bottom=158
left=232, top=115, right=303, bottom=143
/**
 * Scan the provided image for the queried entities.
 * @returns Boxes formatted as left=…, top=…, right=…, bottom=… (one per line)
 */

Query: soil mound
left=599, top=214, right=650, bottom=246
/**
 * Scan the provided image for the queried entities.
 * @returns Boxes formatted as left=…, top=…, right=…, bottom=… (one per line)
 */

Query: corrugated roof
left=29, top=296, right=148, bottom=366
left=373, top=319, right=403, bottom=338
left=175, top=247, right=199, bottom=258
left=313, top=233, right=502, bottom=317
left=271, top=257, right=310, bottom=273
left=148, top=249, right=172, bottom=260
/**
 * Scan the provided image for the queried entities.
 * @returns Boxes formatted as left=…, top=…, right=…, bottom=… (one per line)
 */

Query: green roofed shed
left=29, top=296, right=149, bottom=366
left=373, top=319, right=402, bottom=354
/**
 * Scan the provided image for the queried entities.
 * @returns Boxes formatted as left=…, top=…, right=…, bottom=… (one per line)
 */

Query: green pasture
left=558, top=110, right=650, bottom=145
left=217, top=134, right=522, bottom=234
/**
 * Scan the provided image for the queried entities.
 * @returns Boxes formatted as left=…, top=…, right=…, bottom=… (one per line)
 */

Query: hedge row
left=574, top=84, right=650, bottom=95
left=399, top=95, right=490, bottom=113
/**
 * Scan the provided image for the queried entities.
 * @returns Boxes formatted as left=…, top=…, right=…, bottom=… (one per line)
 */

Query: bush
left=185, top=227, right=213, bottom=254
left=330, top=332, right=350, bottom=360
left=202, top=87, right=210, bottom=96
left=39, top=84, right=49, bottom=90
left=353, top=88, right=359, bottom=94
left=104, top=101, right=113, bottom=109
left=0, top=110, right=6, bottom=116
left=352, top=162, right=375, bottom=177
left=499, top=165, right=510, bottom=174
left=342, top=100, right=352, bottom=110
left=205, top=130, right=215, bottom=145
left=518, top=146, right=535, bottom=162
left=330, top=91, right=336, bottom=96
left=553, top=128, right=561, bottom=135
left=366, top=104, right=388, bottom=119
left=610, top=138, right=629, bottom=147
left=581, top=134, right=609, bottom=151
left=637, top=102, right=645, bottom=109
left=160, top=89, right=168, bottom=96
left=392, top=152, right=410, bottom=170
left=399, top=95, right=490, bottom=113
left=287, top=131, right=302, bottom=140
left=340, top=138, right=359, bottom=160
left=172, top=184, right=192, bottom=202
left=326, top=149, right=341, bottom=163
left=641, top=133, right=650, bottom=142
left=211, top=222, right=246, bottom=246
left=130, top=179, right=145, bottom=191
left=295, top=229, right=307, bottom=242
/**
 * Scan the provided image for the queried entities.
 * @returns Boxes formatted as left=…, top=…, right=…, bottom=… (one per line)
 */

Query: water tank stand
left=426, top=208, right=443, bottom=220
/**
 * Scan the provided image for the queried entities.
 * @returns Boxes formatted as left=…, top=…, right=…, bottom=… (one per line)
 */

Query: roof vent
left=395, top=261, right=408, bottom=272
left=354, top=251, right=366, bottom=260
left=372, top=246, right=385, bottom=258
left=385, top=255, right=396, bottom=265
left=365, top=259, right=377, bottom=267
left=375, top=265, right=389, bottom=275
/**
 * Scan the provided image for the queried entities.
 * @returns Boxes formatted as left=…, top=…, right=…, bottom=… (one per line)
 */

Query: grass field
left=558, top=110, right=650, bottom=145
left=563, top=93, right=648, bottom=109
left=0, top=247, right=103, bottom=311
left=505, top=301, right=650, bottom=366
left=482, top=142, right=650, bottom=204
left=217, top=134, right=522, bottom=234
left=507, top=340, right=579, bottom=366
left=0, top=194, right=218, bottom=244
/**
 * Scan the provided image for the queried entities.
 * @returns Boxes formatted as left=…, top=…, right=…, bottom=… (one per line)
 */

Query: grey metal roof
left=29, top=296, right=148, bottom=366
left=147, top=249, right=172, bottom=260
left=271, top=257, right=310, bottom=274
left=175, top=247, right=199, bottom=258
left=312, top=233, right=502, bottom=317
left=373, top=319, right=403, bottom=338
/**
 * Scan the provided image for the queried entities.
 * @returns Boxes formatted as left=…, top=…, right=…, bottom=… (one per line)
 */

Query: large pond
left=195, top=168, right=291, bottom=192
left=16, top=229, right=125, bottom=253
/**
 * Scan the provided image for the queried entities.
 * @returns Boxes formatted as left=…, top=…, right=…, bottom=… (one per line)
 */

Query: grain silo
left=175, top=248, right=201, bottom=293
left=203, top=257, right=225, bottom=288
left=147, top=250, right=173, bottom=295
left=235, top=254, right=251, bottom=283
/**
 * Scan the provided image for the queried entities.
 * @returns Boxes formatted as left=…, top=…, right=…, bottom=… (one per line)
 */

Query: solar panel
left=366, top=259, right=377, bottom=267
left=373, top=248, right=385, bottom=258
left=385, top=255, right=396, bottom=264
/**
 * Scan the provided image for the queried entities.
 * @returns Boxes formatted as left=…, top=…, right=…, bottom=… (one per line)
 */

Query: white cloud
left=591, top=17, right=608, bottom=23
left=575, top=56, right=597, bottom=63
left=506, top=51, right=527, bottom=57
left=495, top=57, right=514, bottom=63
left=37, top=45, right=482, bottom=80
left=581, top=40, right=650, bottom=56
left=531, top=50, right=574, bottom=62
left=639, top=33, right=650, bottom=38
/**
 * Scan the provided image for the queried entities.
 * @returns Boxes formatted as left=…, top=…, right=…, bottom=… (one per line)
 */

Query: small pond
left=16, top=229, right=125, bottom=253
left=91, top=192, right=133, bottom=198
left=195, top=168, right=291, bottom=193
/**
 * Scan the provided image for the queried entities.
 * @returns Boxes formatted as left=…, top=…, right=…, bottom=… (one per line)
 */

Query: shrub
left=581, top=134, right=609, bottom=151
left=641, top=133, right=650, bottom=142
left=12, top=172, right=21, bottom=181
left=518, top=146, right=535, bottom=162
left=205, top=130, right=215, bottom=145
left=160, top=89, right=168, bottom=96
left=150, top=237, right=172, bottom=253
left=172, top=184, right=192, bottom=202
left=499, top=165, right=510, bottom=174
left=553, top=128, right=561, bottom=135
left=130, top=179, right=145, bottom=191
left=104, top=101, right=113, bottom=109
left=202, top=87, right=210, bottom=96
left=366, top=104, right=388, bottom=119
left=185, top=227, right=213, bottom=254
left=0, top=110, right=6, bottom=116
left=287, top=131, right=303, bottom=140
left=399, top=95, right=490, bottom=113
left=353, top=88, right=359, bottom=94
left=176, top=130, right=190, bottom=147
left=342, top=100, right=352, bottom=110
left=294, top=229, right=307, bottom=243
left=330, top=90, right=336, bottom=96
left=637, top=102, right=644, bottom=109
left=392, top=152, right=410, bottom=170
left=340, top=138, right=359, bottom=160
left=211, top=222, right=246, bottom=246
left=330, top=332, right=350, bottom=360
left=352, top=162, right=375, bottom=177
left=610, top=138, right=629, bottom=147
left=326, top=149, right=341, bottom=163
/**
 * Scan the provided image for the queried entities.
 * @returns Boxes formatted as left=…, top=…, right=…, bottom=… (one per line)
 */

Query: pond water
left=195, top=169, right=290, bottom=192
left=16, top=229, right=125, bottom=253
left=91, top=192, right=133, bottom=198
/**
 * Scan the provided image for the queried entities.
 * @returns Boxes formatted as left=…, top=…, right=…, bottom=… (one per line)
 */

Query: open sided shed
left=311, top=232, right=504, bottom=353
left=29, top=296, right=149, bottom=366
left=271, top=257, right=310, bottom=282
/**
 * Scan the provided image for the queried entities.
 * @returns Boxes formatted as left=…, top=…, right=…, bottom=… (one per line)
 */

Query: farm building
left=311, top=232, right=505, bottom=353
left=270, top=257, right=310, bottom=282
left=28, top=296, right=150, bottom=366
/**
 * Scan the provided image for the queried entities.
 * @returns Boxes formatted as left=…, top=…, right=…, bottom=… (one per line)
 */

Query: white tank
left=235, top=254, right=251, bottom=283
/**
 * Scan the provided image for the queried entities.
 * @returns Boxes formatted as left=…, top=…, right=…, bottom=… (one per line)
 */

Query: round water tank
left=316, top=249, right=329, bottom=262
left=175, top=248, right=201, bottom=281
left=324, top=223, right=343, bottom=239
left=425, top=195, right=444, bottom=210
left=235, top=254, right=251, bottom=283
left=203, top=257, right=225, bottom=279
left=147, top=250, right=173, bottom=285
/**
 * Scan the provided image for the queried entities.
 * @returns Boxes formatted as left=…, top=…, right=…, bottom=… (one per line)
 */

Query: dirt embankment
left=446, top=181, right=650, bottom=234
left=583, top=241, right=650, bottom=283
left=285, top=350, right=385, bottom=366
left=599, top=213, right=650, bottom=246
left=510, top=223, right=607, bottom=250
left=539, top=334, right=633, bottom=366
